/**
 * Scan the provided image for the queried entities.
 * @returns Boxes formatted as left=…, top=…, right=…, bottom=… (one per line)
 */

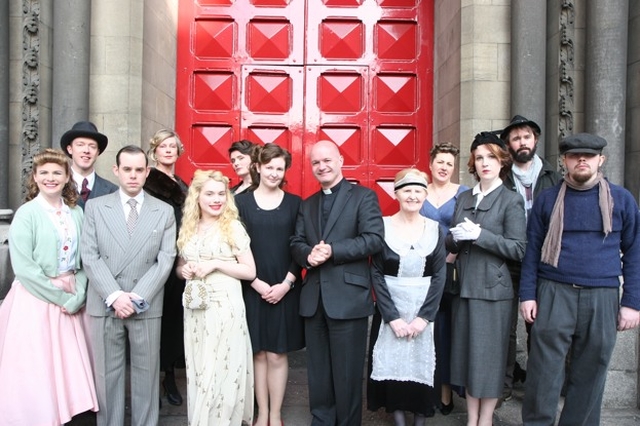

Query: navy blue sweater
left=520, top=180, right=640, bottom=310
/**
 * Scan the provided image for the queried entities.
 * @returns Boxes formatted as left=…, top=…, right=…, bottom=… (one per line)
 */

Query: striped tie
left=127, top=198, right=138, bottom=235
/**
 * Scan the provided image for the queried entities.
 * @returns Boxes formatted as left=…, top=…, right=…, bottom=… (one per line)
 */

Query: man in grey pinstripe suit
left=81, top=145, right=177, bottom=426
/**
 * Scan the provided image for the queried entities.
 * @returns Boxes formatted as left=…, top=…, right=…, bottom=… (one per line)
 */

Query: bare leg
left=441, top=384, right=452, bottom=404
left=267, top=351, right=288, bottom=426
left=465, top=392, right=480, bottom=426
left=440, top=384, right=454, bottom=415
left=253, top=351, right=269, bottom=426
left=478, top=397, right=498, bottom=426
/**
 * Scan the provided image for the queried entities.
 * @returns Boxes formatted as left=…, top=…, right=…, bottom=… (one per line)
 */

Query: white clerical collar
left=322, top=188, right=332, bottom=195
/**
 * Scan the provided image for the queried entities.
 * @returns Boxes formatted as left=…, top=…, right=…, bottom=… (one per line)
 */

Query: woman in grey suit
left=446, top=132, right=526, bottom=426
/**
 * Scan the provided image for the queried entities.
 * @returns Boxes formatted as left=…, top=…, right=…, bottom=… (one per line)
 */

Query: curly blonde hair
left=177, top=170, right=240, bottom=253
left=26, top=148, right=79, bottom=207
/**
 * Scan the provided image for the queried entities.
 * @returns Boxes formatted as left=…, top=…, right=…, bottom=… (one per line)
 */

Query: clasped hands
left=112, top=292, right=143, bottom=319
left=180, top=260, right=219, bottom=280
left=307, top=240, right=332, bottom=267
left=252, top=278, right=290, bottom=304
left=389, top=317, right=428, bottom=341
left=450, top=217, right=481, bottom=242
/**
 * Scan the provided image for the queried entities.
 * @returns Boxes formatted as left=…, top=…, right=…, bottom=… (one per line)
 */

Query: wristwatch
left=284, top=278, right=295, bottom=289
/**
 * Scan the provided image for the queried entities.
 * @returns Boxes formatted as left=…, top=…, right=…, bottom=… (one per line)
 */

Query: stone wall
left=433, top=0, right=462, bottom=176
left=89, top=0, right=178, bottom=177
left=625, top=0, right=640, bottom=408
left=627, top=1, right=640, bottom=203
left=458, top=0, right=510, bottom=188
left=141, top=0, right=179, bottom=152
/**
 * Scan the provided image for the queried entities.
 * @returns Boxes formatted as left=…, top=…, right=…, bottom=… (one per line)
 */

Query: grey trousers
left=522, top=278, right=618, bottom=426
left=91, top=316, right=162, bottom=426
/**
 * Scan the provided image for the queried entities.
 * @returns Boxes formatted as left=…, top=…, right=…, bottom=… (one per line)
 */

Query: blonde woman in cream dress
left=176, top=170, right=256, bottom=426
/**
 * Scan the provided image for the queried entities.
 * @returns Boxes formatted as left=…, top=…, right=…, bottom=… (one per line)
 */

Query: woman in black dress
left=144, top=128, right=188, bottom=406
left=367, top=168, right=447, bottom=426
left=235, top=143, right=304, bottom=426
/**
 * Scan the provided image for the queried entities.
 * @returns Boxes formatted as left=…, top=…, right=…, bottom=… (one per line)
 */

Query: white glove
left=450, top=217, right=481, bottom=241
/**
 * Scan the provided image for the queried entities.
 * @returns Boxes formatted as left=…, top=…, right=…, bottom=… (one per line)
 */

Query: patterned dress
left=182, top=220, right=254, bottom=426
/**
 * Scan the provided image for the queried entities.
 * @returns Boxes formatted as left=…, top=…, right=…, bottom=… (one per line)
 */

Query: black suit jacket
left=290, top=181, right=384, bottom=320
left=77, top=174, right=118, bottom=210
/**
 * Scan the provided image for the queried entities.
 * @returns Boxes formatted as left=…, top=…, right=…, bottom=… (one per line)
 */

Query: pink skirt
left=0, top=275, right=98, bottom=426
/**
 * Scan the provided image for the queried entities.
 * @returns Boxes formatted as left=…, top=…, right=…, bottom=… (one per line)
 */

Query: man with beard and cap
left=520, top=133, right=640, bottom=425
left=500, top=115, right=561, bottom=401
left=61, top=121, right=118, bottom=209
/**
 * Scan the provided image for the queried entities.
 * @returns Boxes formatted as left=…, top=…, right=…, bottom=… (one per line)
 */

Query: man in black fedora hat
left=61, top=121, right=117, bottom=209
left=499, top=115, right=561, bottom=401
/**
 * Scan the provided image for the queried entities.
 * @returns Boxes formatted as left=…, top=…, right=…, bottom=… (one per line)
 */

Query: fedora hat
left=500, top=115, right=541, bottom=140
left=60, top=121, right=108, bottom=156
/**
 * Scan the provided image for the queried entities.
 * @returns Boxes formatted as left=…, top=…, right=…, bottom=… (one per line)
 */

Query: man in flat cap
left=61, top=121, right=117, bottom=209
left=500, top=115, right=562, bottom=400
left=520, top=133, right=640, bottom=425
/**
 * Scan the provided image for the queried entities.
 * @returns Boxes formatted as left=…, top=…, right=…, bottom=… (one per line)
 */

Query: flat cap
left=471, top=131, right=506, bottom=152
left=559, top=133, right=607, bottom=155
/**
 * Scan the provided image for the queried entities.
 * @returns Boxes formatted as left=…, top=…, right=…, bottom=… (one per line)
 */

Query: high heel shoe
left=162, top=374, right=183, bottom=406
left=439, top=400, right=454, bottom=416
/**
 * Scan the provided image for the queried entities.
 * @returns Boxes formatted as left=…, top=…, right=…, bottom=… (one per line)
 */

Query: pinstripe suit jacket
left=81, top=190, right=177, bottom=318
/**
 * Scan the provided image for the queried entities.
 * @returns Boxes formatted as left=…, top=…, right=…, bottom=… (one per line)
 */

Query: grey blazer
left=77, top=173, right=118, bottom=210
left=446, top=184, right=526, bottom=301
left=81, top=191, right=177, bottom=318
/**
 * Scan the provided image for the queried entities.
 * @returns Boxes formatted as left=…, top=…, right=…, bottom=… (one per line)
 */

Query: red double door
left=175, top=0, right=433, bottom=213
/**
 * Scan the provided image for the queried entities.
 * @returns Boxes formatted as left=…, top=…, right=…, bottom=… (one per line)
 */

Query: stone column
left=510, top=0, right=547, bottom=155
left=52, top=0, right=92, bottom=146
left=0, top=0, right=11, bottom=301
left=0, top=0, right=9, bottom=208
left=584, top=0, right=628, bottom=185
left=585, top=1, right=637, bottom=409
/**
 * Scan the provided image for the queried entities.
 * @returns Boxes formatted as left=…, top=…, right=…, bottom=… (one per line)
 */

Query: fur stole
left=144, top=168, right=187, bottom=208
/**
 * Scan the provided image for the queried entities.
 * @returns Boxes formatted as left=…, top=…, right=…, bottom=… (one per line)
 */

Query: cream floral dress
left=182, top=219, right=253, bottom=426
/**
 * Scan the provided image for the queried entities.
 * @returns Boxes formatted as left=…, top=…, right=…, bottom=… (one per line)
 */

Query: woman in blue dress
left=419, top=142, right=469, bottom=415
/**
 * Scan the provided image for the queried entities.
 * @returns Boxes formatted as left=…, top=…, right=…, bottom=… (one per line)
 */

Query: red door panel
left=241, top=65, right=304, bottom=195
left=303, top=65, right=369, bottom=198
left=176, top=0, right=433, bottom=216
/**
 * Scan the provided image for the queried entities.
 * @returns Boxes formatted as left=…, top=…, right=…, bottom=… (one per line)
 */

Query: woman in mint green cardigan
left=0, top=148, right=99, bottom=425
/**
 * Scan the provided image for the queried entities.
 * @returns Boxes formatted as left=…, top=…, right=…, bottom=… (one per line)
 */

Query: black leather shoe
left=163, top=376, right=183, bottom=406
left=514, top=362, right=527, bottom=383
left=439, top=400, right=454, bottom=415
